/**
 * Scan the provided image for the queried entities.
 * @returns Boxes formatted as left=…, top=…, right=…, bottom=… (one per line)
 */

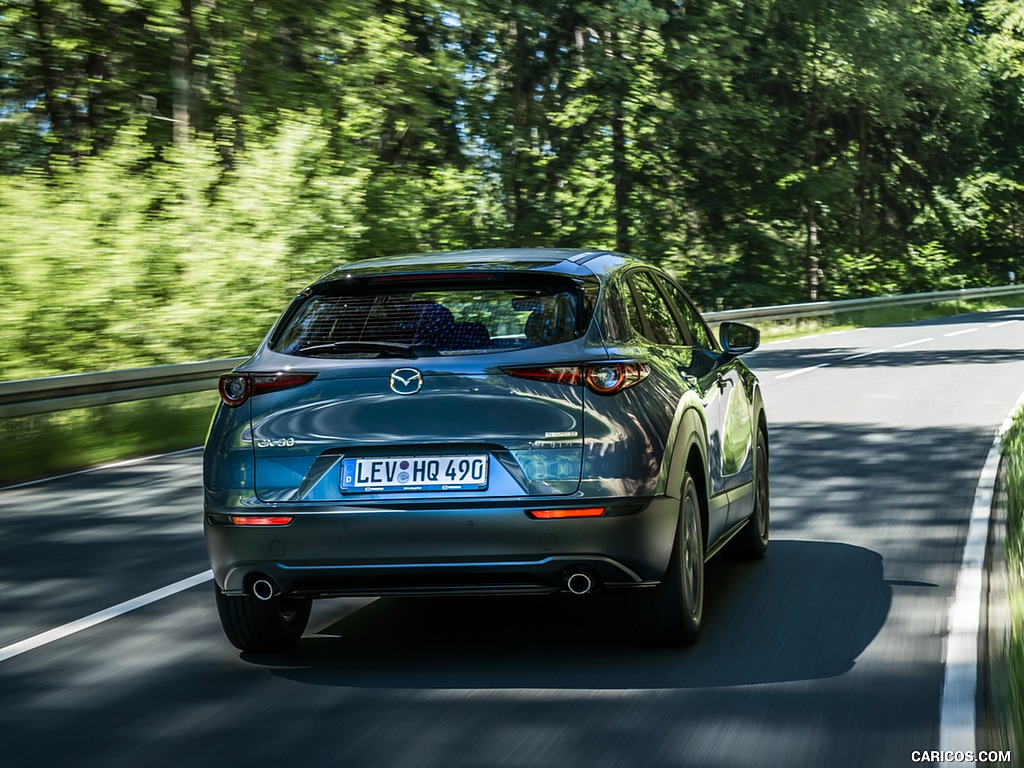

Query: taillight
left=585, top=363, right=649, bottom=394
left=219, top=375, right=251, bottom=407
left=504, top=362, right=648, bottom=395
left=526, top=507, right=605, bottom=519
left=218, top=372, right=318, bottom=407
left=502, top=365, right=582, bottom=386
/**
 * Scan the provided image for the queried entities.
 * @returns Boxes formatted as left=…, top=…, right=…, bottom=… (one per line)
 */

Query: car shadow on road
left=251, top=538, right=893, bottom=690
left=747, top=346, right=1024, bottom=373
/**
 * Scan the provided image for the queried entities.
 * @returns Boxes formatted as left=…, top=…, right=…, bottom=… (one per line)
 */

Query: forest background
left=2, top=0, right=1024, bottom=379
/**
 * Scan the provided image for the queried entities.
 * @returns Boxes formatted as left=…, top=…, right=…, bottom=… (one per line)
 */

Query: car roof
left=314, top=248, right=640, bottom=284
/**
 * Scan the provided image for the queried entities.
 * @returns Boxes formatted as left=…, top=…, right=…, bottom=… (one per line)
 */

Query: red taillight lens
left=503, top=365, right=582, bottom=386
left=230, top=515, right=294, bottom=526
left=218, top=375, right=251, bottom=407
left=585, top=363, right=649, bottom=395
left=503, top=363, right=648, bottom=394
left=251, top=373, right=319, bottom=395
left=218, top=372, right=318, bottom=407
left=526, top=507, right=605, bottom=519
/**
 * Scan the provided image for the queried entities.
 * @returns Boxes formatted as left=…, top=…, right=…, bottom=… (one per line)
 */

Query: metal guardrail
left=2, top=284, right=1022, bottom=418
left=703, top=284, right=1024, bottom=324
left=0, top=357, right=247, bottom=419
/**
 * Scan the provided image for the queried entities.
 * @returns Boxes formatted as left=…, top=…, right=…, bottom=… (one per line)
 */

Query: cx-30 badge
left=390, top=368, right=423, bottom=395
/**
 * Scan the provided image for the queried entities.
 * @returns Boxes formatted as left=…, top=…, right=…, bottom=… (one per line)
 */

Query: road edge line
left=939, top=387, right=1024, bottom=766
left=0, top=570, right=213, bottom=664
left=0, top=445, right=204, bottom=492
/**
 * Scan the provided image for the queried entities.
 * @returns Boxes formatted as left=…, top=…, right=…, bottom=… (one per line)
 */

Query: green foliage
left=1, top=0, right=1023, bottom=378
left=0, top=391, right=218, bottom=486
left=1004, top=405, right=1024, bottom=760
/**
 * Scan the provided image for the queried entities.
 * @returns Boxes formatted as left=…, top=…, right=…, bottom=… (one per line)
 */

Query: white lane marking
left=775, top=363, right=830, bottom=380
left=840, top=349, right=885, bottom=362
left=0, top=446, right=204, bottom=492
left=0, top=570, right=212, bottom=664
left=893, top=337, right=934, bottom=349
left=943, top=328, right=979, bottom=338
left=988, top=319, right=1019, bottom=328
left=939, top=385, right=1024, bottom=765
left=774, top=349, right=886, bottom=379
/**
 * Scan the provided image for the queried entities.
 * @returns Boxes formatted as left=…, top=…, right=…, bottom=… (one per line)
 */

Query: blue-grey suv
left=204, top=248, right=768, bottom=651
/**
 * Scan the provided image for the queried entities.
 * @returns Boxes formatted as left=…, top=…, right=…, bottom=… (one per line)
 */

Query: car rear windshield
left=270, top=274, right=595, bottom=358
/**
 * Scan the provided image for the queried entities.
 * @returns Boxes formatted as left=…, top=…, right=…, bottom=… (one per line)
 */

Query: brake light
left=218, top=372, right=318, bottom=407
left=526, top=507, right=605, bottom=519
left=504, top=362, right=649, bottom=395
left=230, top=516, right=294, bottom=526
left=369, top=273, right=498, bottom=283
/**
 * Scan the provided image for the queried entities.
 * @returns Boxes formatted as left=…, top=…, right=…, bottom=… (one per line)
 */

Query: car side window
left=655, top=275, right=716, bottom=350
left=626, top=271, right=684, bottom=346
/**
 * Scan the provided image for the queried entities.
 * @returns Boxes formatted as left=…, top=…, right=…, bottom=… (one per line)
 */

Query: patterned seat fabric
left=447, top=321, right=490, bottom=350
left=524, top=308, right=571, bottom=346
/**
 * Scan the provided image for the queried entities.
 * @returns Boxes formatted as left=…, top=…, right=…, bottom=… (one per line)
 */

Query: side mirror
left=720, top=321, right=760, bottom=357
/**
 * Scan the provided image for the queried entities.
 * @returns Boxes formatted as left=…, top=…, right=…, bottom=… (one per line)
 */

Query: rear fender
left=203, top=402, right=255, bottom=508
left=657, top=403, right=708, bottom=503
left=658, top=404, right=728, bottom=548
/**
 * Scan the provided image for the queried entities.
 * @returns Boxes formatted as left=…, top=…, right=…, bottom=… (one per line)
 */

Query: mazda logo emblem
left=389, top=368, right=423, bottom=395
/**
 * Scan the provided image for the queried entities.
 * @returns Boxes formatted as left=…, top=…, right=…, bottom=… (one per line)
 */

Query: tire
left=727, top=428, right=770, bottom=560
left=214, top=584, right=312, bottom=653
left=634, top=471, right=705, bottom=646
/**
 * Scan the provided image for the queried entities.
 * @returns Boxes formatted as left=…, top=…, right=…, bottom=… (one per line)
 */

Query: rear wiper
left=297, top=341, right=436, bottom=358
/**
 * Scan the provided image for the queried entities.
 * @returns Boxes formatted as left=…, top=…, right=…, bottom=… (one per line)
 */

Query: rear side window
left=271, top=276, right=591, bottom=358
left=654, top=275, right=716, bottom=350
left=626, top=271, right=683, bottom=346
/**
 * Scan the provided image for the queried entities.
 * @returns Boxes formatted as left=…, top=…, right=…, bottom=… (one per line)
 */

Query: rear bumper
left=204, top=496, right=678, bottom=597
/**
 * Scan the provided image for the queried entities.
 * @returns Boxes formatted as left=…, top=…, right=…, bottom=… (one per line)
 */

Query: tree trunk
left=806, top=202, right=819, bottom=301
left=31, top=0, right=61, bottom=168
left=172, top=0, right=196, bottom=144
left=804, top=15, right=821, bottom=301
left=509, top=15, right=528, bottom=242
left=857, top=109, right=868, bottom=256
left=607, top=32, right=630, bottom=254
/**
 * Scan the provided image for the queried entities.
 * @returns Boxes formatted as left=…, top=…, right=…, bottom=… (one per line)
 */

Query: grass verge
left=756, top=297, right=1022, bottom=342
left=1005, top=406, right=1024, bottom=760
left=0, top=390, right=218, bottom=487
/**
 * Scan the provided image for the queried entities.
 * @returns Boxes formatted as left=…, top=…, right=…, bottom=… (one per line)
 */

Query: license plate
left=341, top=454, right=488, bottom=493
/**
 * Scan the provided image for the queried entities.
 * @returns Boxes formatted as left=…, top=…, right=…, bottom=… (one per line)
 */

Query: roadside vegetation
left=756, top=297, right=1024, bottom=342
left=0, top=392, right=217, bottom=486
left=3, top=2, right=1024, bottom=382
left=1005, top=406, right=1024, bottom=758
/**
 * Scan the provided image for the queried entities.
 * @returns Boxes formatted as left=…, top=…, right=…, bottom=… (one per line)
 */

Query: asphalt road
left=2, top=308, right=1023, bottom=768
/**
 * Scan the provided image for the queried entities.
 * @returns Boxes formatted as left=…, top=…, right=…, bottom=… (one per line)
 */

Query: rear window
left=271, top=275, right=594, bottom=358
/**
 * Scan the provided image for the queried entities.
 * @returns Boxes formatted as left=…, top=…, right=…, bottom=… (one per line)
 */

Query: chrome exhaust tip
left=566, top=571, right=593, bottom=595
left=252, top=578, right=278, bottom=601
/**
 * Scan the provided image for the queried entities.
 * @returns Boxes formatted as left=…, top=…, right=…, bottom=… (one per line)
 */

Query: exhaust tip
left=252, top=578, right=278, bottom=601
left=566, top=571, right=593, bottom=595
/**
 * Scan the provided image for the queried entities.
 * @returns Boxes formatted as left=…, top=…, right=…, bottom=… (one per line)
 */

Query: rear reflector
left=526, top=507, right=605, bottom=519
left=230, top=516, right=294, bottom=526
